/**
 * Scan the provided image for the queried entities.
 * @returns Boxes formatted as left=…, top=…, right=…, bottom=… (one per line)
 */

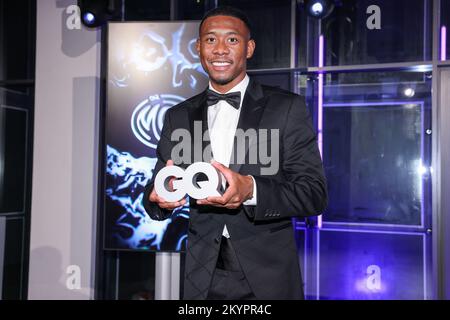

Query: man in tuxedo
left=143, top=6, right=327, bottom=300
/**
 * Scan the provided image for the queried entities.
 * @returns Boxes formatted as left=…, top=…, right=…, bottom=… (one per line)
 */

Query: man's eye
left=206, top=38, right=216, bottom=43
left=228, top=38, right=238, bottom=43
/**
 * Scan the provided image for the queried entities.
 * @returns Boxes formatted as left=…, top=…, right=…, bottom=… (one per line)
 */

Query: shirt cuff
left=243, top=175, right=257, bottom=206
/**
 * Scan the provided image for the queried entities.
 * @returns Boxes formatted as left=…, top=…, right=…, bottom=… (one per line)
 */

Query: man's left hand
left=197, top=160, right=254, bottom=209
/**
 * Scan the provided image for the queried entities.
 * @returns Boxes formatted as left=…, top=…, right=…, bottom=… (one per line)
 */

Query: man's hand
left=197, top=160, right=254, bottom=209
left=149, top=160, right=187, bottom=210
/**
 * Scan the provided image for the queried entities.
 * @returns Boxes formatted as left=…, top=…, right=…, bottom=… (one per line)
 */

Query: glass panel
left=310, top=71, right=432, bottom=226
left=321, top=0, right=432, bottom=66
left=442, top=0, right=450, bottom=61
left=1, top=217, right=25, bottom=300
left=248, top=71, right=293, bottom=91
left=218, top=0, right=292, bottom=69
left=117, top=251, right=156, bottom=300
left=124, top=0, right=171, bottom=21
left=0, top=103, right=28, bottom=214
left=296, top=7, right=310, bottom=68
left=175, top=0, right=206, bottom=20
left=294, top=227, right=307, bottom=298
left=0, top=0, right=36, bottom=81
left=318, top=230, right=429, bottom=300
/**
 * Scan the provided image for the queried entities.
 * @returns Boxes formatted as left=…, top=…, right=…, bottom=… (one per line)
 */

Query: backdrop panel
left=105, top=22, right=207, bottom=251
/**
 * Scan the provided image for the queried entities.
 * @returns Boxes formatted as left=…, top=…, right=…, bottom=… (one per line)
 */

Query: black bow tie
left=206, top=89, right=241, bottom=110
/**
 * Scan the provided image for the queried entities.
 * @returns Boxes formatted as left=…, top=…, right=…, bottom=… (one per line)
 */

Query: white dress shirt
left=207, top=74, right=257, bottom=238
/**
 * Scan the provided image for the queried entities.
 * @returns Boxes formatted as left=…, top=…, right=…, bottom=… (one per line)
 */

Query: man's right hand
left=149, top=159, right=187, bottom=210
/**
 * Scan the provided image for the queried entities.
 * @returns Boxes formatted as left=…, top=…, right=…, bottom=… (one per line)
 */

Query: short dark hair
left=199, top=6, right=252, bottom=38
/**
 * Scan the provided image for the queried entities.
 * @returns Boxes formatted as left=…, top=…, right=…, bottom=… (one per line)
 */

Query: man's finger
left=149, top=189, right=159, bottom=201
left=203, top=197, right=226, bottom=205
left=160, top=202, right=179, bottom=209
left=196, top=199, right=226, bottom=207
left=211, top=160, right=236, bottom=187
left=211, top=160, right=231, bottom=177
left=168, top=176, right=176, bottom=191
left=225, top=202, right=240, bottom=209
left=198, top=198, right=240, bottom=209
left=166, top=159, right=174, bottom=166
left=205, top=186, right=235, bottom=205
left=205, top=196, right=227, bottom=205
left=159, top=198, right=187, bottom=209
left=150, top=187, right=186, bottom=207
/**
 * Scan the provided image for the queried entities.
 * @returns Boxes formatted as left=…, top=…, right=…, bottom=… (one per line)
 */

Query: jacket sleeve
left=142, top=110, right=175, bottom=221
left=244, top=95, right=328, bottom=222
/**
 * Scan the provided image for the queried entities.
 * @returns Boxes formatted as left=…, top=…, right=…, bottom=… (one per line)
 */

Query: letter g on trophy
left=154, top=162, right=223, bottom=202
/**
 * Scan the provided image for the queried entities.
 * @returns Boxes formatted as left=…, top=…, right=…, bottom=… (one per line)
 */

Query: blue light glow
left=83, top=12, right=96, bottom=25
left=111, top=24, right=206, bottom=89
left=311, top=2, right=324, bottom=15
left=106, top=145, right=189, bottom=250
left=403, top=87, right=415, bottom=97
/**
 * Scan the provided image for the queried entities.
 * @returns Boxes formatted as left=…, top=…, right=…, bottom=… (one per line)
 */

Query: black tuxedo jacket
left=143, top=78, right=328, bottom=300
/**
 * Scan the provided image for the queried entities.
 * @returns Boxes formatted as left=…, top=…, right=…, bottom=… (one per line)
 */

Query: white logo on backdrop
left=131, top=94, right=185, bottom=149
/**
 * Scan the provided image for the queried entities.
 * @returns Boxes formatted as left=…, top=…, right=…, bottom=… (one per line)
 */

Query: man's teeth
left=212, top=62, right=231, bottom=66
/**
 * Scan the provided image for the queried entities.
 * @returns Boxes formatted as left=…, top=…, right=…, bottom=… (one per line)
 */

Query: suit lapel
left=229, top=79, right=267, bottom=173
left=188, top=79, right=267, bottom=172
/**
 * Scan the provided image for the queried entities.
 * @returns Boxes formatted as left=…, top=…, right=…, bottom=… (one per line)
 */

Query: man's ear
left=246, top=39, right=256, bottom=59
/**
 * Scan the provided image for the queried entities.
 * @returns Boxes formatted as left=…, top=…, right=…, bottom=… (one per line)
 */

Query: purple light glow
left=323, top=101, right=426, bottom=229
left=317, top=35, right=324, bottom=229
left=317, top=229, right=427, bottom=300
left=441, top=26, right=447, bottom=61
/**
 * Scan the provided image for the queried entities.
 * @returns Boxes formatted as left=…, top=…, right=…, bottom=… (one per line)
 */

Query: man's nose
left=213, top=40, right=229, bottom=55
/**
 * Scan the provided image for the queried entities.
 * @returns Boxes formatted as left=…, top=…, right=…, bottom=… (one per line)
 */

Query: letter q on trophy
left=154, top=162, right=224, bottom=202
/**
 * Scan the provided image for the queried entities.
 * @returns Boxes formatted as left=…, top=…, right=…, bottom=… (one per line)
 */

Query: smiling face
left=196, top=15, right=255, bottom=93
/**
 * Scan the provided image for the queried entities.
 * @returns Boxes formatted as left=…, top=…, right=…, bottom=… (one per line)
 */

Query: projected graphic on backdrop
left=105, top=22, right=208, bottom=251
